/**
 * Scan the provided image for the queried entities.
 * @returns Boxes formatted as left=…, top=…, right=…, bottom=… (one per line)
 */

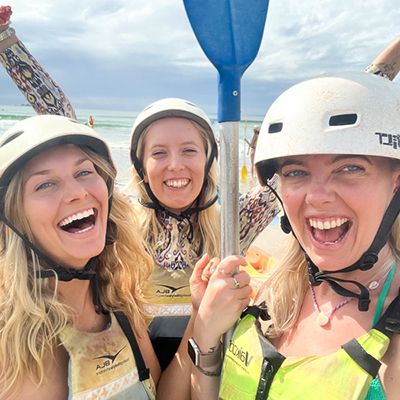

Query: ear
left=143, top=170, right=148, bottom=183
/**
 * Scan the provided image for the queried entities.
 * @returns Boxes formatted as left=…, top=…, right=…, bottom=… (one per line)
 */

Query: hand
left=190, top=253, right=219, bottom=312
left=193, top=255, right=252, bottom=349
left=0, top=6, right=12, bottom=26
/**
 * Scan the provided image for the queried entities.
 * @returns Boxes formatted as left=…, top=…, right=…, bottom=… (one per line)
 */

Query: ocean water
left=0, top=105, right=263, bottom=191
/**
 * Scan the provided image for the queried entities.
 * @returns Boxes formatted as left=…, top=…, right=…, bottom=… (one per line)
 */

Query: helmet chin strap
left=267, top=183, right=400, bottom=311
left=0, top=214, right=106, bottom=314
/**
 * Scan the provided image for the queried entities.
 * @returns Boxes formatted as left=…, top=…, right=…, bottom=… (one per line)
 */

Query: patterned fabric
left=0, top=39, right=76, bottom=118
left=59, top=313, right=156, bottom=400
left=142, top=177, right=280, bottom=316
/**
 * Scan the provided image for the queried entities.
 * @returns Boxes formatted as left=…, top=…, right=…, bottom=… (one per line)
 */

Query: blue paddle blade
left=184, top=0, right=269, bottom=122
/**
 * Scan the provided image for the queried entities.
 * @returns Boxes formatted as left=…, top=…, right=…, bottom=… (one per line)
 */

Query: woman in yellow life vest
left=190, top=72, right=400, bottom=400
left=0, top=115, right=197, bottom=400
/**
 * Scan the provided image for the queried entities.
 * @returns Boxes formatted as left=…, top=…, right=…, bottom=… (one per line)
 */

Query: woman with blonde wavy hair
left=191, top=72, right=400, bottom=400
left=129, top=98, right=280, bottom=369
left=0, top=115, right=195, bottom=399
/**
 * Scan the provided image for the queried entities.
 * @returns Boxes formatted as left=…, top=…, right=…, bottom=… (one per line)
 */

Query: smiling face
left=278, top=154, right=400, bottom=270
left=141, top=117, right=207, bottom=214
left=22, top=144, right=109, bottom=268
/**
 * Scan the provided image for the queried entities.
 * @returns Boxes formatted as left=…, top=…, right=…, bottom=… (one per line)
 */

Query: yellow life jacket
left=219, top=295, right=400, bottom=400
left=59, top=311, right=156, bottom=399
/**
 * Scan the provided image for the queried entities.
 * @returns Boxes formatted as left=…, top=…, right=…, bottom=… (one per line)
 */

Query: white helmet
left=255, top=71, right=400, bottom=185
left=130, top=98, right=217, bottom=179
left=0, top=115, right=113, bottom=192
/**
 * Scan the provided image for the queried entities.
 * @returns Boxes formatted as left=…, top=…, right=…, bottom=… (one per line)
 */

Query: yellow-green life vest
left=219, top=298, right=400, bottom=400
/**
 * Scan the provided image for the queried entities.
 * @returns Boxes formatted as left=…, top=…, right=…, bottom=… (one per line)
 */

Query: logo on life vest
left=228, top=341, right=253, bottom=367
left=94, top=346, right=128, bottom=374
left=156, top=284, right=188, bottom=295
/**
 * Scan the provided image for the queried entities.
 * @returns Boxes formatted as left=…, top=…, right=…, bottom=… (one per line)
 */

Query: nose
left=305, top=178, right=336, bottom=207
left=62, top=178, right=88, bottom=203
left=167, top=153, right=185, bottom=171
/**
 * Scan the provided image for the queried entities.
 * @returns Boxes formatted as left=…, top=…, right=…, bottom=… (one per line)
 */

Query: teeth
left=59, top=208, right=94, bottom=227
left=165, top=178, right=189, bottom=188
left=309, top=217, right=348, bottom=230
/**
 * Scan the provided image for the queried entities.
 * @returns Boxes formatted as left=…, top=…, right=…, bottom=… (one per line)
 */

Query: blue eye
left=36, top=181, right=54, bottom=191
left=341, top=164, right=363, bottom=173
left=77, top=170, right=93, bottom=177
left=282, top=169, right=307, bottom=178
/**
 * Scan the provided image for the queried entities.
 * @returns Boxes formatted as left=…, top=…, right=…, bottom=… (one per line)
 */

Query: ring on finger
left=232, top=276, right=240, bottom=289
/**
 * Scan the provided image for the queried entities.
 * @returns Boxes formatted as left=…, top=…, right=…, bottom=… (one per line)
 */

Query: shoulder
left=3, top=345, right=69, bottom=400
left=380, top=334, right=400, bottom=398
left=135, top=325, right=161, bottom=385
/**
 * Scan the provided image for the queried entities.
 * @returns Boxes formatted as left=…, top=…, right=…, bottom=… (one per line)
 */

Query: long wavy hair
left=0, top=146, right=153, bottom=395
left=131, top=119, right=221, bottom=260
left=257, top=168, right=400, bottom=339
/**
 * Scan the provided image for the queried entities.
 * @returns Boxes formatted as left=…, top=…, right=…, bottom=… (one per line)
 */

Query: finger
left=190, top=253, right=210, bottom=283
left=201, top=257, right=220, bottom=281
left=229, top=270, right=251, bottom=289
left=216, top=255, right=247, bottom=277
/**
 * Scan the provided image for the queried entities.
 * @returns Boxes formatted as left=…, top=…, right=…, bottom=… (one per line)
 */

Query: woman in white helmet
left=0, top=115, right=197, bottom=399
left=129, top=98, right=280, bottom=369
left=190, top=72, right=400, bottom=400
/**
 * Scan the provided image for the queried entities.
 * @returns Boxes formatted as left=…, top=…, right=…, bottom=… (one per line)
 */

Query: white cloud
left=2, top=0, right=400, bottom=115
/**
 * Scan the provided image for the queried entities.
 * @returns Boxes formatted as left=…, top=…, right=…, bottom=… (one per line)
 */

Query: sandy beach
left=251, top=222, right=290, bottom=260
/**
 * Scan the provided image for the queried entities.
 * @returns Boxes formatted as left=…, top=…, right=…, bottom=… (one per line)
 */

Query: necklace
left=310, top=285, right=353, bottom=327
left=309, top=260, right=395, bottom=327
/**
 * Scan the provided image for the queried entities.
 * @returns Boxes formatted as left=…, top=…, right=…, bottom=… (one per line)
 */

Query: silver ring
left=232, top=276, right=240, bottom=289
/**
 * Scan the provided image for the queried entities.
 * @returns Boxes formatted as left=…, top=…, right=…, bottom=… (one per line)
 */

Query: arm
left=239, top=174, right=281, bottom=254
left=190, top=256, right=252, bottom=400
left=0, top=6, right=76, bottom=118
left=366, top=37, right=400, bottom=81
left=381, top=334, right=400, bottom=399
left=155, top=254, right=211, bottom=400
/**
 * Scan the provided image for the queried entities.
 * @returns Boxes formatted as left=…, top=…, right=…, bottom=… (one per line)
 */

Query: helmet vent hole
left=1, top=130, right=24, bottom=146
left=329, top=114, right=357, bottom=126
left=268, top=123, right=283, bottom=133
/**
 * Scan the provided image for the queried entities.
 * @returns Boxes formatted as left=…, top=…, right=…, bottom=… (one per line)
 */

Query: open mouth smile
left=308, top=217, right=352, bottom=245
left=164, top=178, right=190, bottom=188
left=58, top=208, right=97, bottom=234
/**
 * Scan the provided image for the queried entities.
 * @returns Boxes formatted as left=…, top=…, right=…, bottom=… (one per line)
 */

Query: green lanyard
left=371, top=261, right=397, bottom=327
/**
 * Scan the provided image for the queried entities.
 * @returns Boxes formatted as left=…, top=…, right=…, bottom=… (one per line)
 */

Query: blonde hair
left=130, top=118, right=221, bottom=259
left=0, top=146, right=153, bottom=394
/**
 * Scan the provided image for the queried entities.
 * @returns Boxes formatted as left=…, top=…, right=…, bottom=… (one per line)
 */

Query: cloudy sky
left=0, top=0, right=399, bottom=118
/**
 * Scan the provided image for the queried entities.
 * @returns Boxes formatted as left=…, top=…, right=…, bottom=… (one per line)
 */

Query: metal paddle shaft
left=183, top=0, right=270, bottom=258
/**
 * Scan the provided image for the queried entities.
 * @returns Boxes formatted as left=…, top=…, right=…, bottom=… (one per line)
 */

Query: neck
left=316, top=246, right=395, bottom=297
left=57, top=279, right=93, bottom=315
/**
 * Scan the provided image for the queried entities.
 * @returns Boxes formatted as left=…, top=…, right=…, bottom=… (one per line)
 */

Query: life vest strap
left=374, top=289, right=400, bottom=336
left=114, top=311, right=150, bottom=381
left=342, top=339, right=381, bottom=377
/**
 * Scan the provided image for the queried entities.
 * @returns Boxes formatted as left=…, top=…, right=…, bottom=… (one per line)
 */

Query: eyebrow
left=25, top=158, right=89, bottom=181
left=279, top=154, right=372, bottom=169
left=150, top=140, right=200, bottom=148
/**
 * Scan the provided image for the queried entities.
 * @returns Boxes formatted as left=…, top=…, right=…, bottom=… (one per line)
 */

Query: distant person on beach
left=0, top=6, right=75, bottom=118
left=0, top=115, right=199, bottom=400
left=246, top=125, right=260, bottom=178
left=129, top=98, right=281, bottom=369
left=87, top=115, right=95, bottom=128
left=191, top=72, right=400, bottom=400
